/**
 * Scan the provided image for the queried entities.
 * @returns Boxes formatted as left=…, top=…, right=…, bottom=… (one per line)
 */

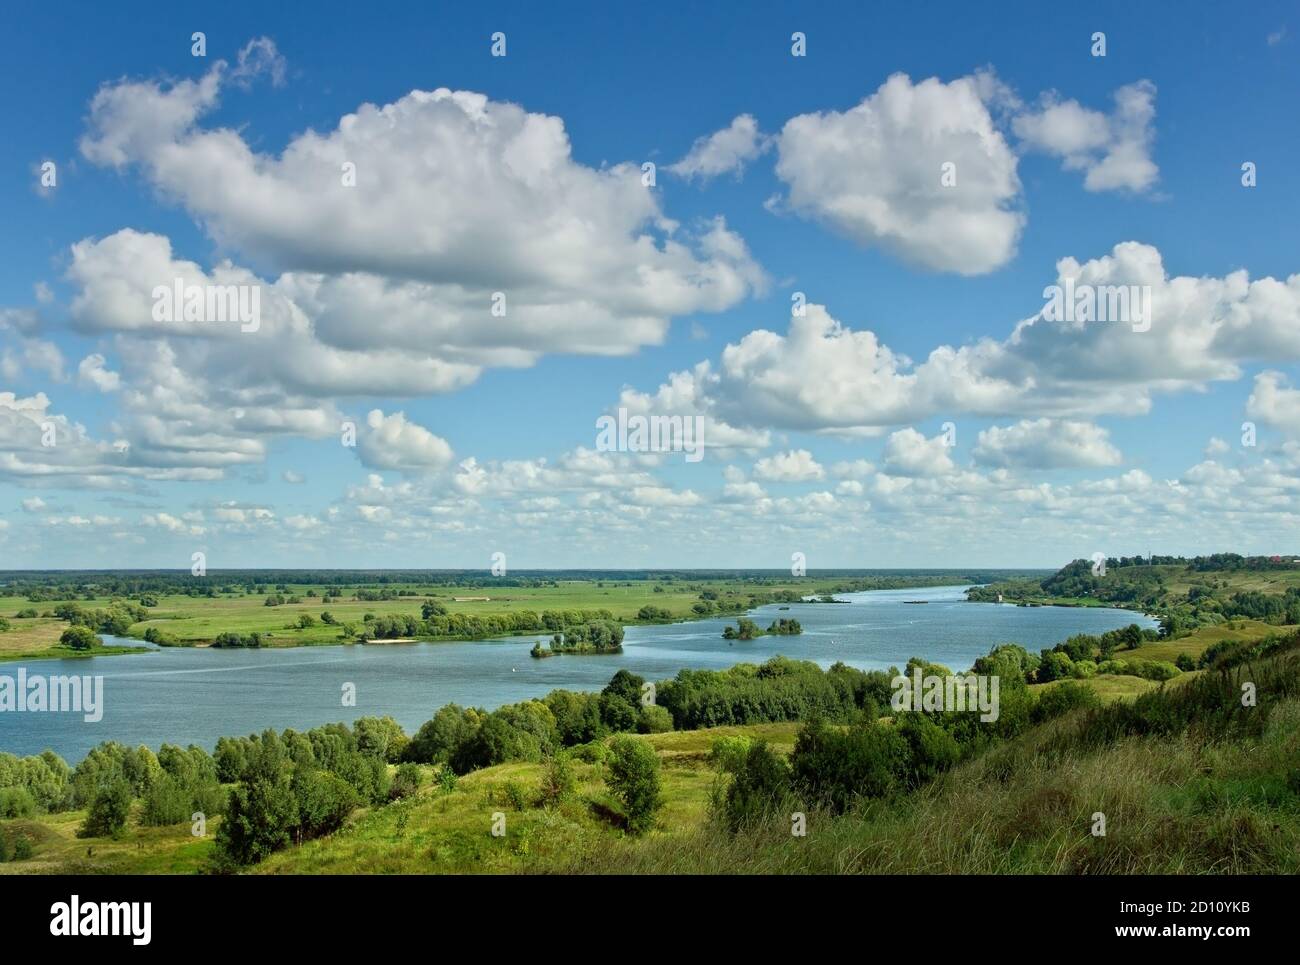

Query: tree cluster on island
left=721, top=617, right=802, bottom=640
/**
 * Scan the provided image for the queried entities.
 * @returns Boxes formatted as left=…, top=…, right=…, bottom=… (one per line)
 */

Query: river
left=0, top=584, right=1156, bottom=761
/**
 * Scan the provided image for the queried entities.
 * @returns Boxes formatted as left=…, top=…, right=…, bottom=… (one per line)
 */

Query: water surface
left=0, top=585, right=1155, bottom=761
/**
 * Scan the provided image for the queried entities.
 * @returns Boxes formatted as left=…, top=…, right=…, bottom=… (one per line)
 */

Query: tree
left=721, top=741, right=792, bottom=832
left=80, top=779, right=133, bottom=838
left=216, top=771, right=298, bottom=866
left=60, top=625, right=99, bottom=651
left=605, top=736, right=662, bottom=835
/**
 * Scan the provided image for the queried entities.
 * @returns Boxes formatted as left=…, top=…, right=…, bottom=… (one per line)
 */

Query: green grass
left=0, top=575, right=967, bottom=655
left=0, top=805, right=216, bottom=875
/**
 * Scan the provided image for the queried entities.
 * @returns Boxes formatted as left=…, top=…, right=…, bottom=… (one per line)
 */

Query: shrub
left=790, top=716, right=908, bottom=813
left=1071, top=659, right=1098, bottom=679
left=292, top=769, right=358, bottom=839
left=0, top=786, right=37, bottom=818
left=538, top=753, right=576, bottom=806
left=720, top=741, right=792, bottom=832
left=606, top=736, right=662, bottom=835
left=389, top=763, right=421, bottom=800
left=1032, top=680, right=1102, bottom=724
left=1175, top=653, right=1196, bottom=671
left=894, top=713, right=962, bottom=788
left=570, top=741, right=609, bottom=765
left=80, top=779, right=133, bottom=838
left=60, top=625, right=99, bottom=651
left=637, top=705, right=673, bottom=734
left=1036, top=650, right=1075, bottom=683
left=502, top=780, right=528, bottom=810
left=709, top=735, right=753, bottom=773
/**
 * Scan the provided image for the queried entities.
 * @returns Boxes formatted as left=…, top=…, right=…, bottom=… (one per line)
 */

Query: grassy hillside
left=8, top=628, right=1298, bottom=875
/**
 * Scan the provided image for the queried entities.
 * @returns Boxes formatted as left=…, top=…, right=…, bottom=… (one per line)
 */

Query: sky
left=1, top=0, right=1299, bottom=570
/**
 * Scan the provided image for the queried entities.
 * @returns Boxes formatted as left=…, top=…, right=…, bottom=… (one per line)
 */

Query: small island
left=530, top=620, right=625, bottom=657
left=721, top=617, right=803, bottom=640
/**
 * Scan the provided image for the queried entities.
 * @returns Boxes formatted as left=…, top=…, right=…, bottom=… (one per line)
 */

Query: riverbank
left=1, top=572, right=1023, bottom=660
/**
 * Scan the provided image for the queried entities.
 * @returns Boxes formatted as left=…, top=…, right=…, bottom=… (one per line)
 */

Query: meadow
left=0, top=570, right=1016, bottom=658
left=4, top=613, right=1293, bottom=876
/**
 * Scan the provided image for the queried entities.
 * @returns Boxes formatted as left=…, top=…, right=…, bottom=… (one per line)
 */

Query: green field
left=0, top=571, right=1007, bottom=659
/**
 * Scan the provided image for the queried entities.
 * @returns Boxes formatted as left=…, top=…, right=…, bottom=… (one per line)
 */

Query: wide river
left=0, top=585, right=1156, bottom=761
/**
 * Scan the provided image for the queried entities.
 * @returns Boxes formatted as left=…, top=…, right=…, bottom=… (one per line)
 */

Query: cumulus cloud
left=1013, top=81, right=1159, bottom=193
left=1247, top=371, right=1300, bottom=437
left=882, top=428, right=955, bottom=477
left=668, top=114, right=771, bottom=181
left=753, top=449, right=825, bottom=482
left=973, top=419, right=1123, bottom=469
left=619, top=243, right=1300, bottom=438
left=774, top=72, right=1024, bottom=274
left=58, top=49, right=770, bottom=479
left=77, top=354, right=121, bottom=392
left=78, top=54, right=763, bottom=353
left=356, top=409, right=454, bottom=473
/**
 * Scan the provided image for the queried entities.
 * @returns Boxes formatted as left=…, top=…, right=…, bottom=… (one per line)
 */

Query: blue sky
left=2, top=0, right=1298, bottom=569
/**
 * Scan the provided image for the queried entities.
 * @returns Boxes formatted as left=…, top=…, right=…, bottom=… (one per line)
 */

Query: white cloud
left=620, top=244, right=1300, bottom=438
left=357, top=409, right=454, bottom=473
left=668, top=114, right=771, bottom=181
left=882, top=428, right=955, bottom=477
left=78, top=56, right=763, bottom=358
left=77, top=354, right=121, bottom=392
left=282, top=470, right=305, bottom=484
left=1247, top=371, right=1300, bottom=437
left=774, top=71, right=1024, bottom=274
left=1013, top=81, right=1159, bottom=193
left=21, top=497, right=46, bottom=512
left=754, top=449, right=825, bottom=482
left=142, top=512, right=206, bottom=536
left=973, top=419, right=1123, bottom=469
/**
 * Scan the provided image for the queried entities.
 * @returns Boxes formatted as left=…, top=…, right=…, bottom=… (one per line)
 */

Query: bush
left=1032, top=680, right=1102, bottom=724
left=894, top=713, right=962, bottom=788
left=60, top=625, right=99, bottom=651
left=1175, top=652, right=1196, bottom=671
left=710, top=735, right=753, bottom=773
left=606, top=736, right=662, bottom=835
left=570, top=741, right=609, bottom=765
left=720, top=741, right=792, bottom=833
left=1071, top=659, right=1098, bottom=679
left=0, top=786, right=37, bottom=818
left=80, top=779, right=133, bottom=838
left=538, top=753, right=576, bottom=806
left=636, top=705, right=673, bottom=734
left=1036, top=649, right=1075, bottom=683
left=791, top=717, right=908, bottom=813
left=502, top=780, right=528, bottom=810
left=389, top=763, right=422, bottom=801
left=292, top=769, right=359, bottom=839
